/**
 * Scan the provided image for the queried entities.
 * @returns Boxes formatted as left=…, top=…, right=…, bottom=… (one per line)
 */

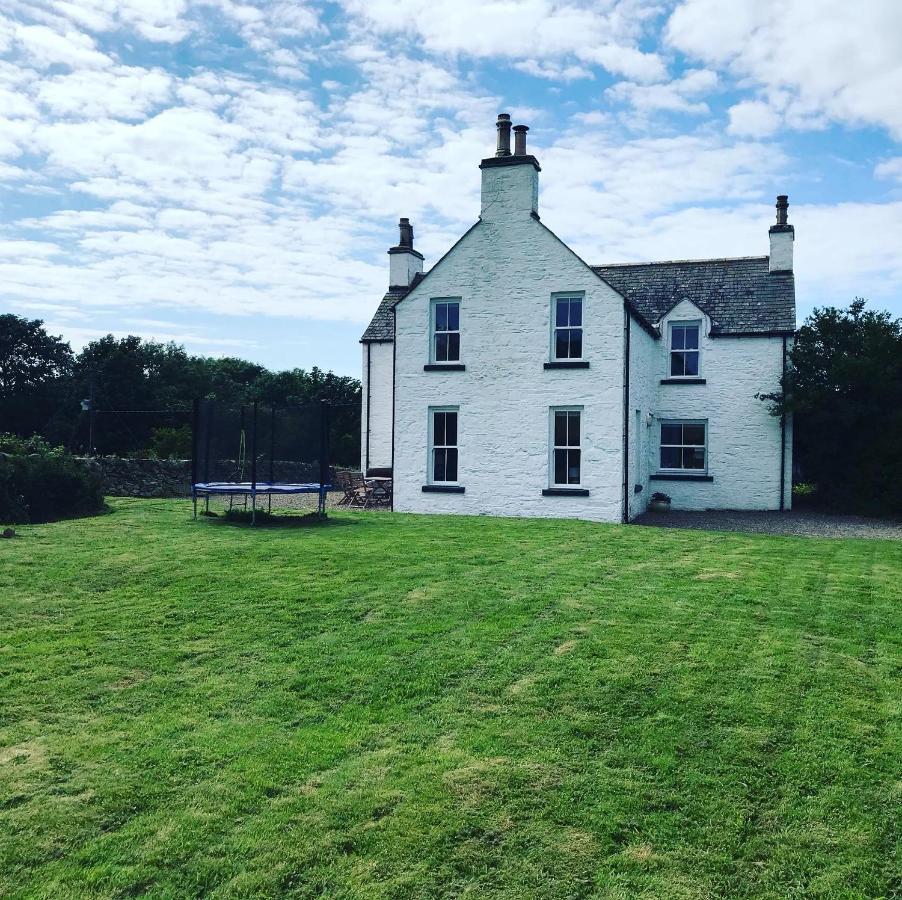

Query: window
left=431, top=300, right=460, bottom=363
left=429, top=408, right=458, bottom=483
left=551, top=408, right=582, bottom=485
left=660, top=421, right=706, bottom=471
left=553, top=296, right=583, bottom=360
left=669, top=322, right=700, bottom=377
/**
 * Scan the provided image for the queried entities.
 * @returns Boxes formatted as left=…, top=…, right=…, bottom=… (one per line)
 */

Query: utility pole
left=81, top=376, right=96, bottom=456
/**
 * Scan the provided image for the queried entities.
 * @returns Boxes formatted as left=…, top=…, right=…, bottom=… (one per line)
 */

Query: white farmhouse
left=361, top=114, right=795, bottom=522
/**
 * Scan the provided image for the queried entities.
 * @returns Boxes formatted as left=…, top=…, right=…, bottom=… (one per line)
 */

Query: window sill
left=542, top=488, right=590, bottom=496
left=422, top=484, right=465, bottom=493
left=424, top=364, right=465, bottom=371
left=544, top=360, right=590, bottom=369
left=660, top=377, right=706, bottom=385
left=650, top=473, right=713, bottom=482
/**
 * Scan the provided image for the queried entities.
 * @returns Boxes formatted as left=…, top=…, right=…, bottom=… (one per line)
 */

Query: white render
left=632, top=299, right=792, bottom=512
left=389, top=250, right=423, bottom=290
left=360, top=341, right=393, bottom=471
left=769, top=227, right=794, bottom=273
left=393, top=217, right=626, bottom=521
left=360, top=118, right=795, bottom=521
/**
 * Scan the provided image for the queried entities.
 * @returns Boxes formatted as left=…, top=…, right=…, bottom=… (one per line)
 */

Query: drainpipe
left=780, top=335, right=787, bottom=511
left=390, top=313, right=396, bottom=511
left=365, top=343, right=371, bottom=474
left=622, top=305, right=631, bottom=524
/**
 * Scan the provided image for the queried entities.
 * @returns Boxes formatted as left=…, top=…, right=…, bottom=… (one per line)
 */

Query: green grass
left=1, top=500, right=900, bottom=899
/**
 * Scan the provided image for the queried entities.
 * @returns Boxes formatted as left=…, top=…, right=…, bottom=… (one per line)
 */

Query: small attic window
left=669, top=322, right=700, bottom=377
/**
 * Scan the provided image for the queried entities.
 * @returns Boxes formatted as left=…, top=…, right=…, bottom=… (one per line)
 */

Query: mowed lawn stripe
left=0, top=500, right=899, bottom=898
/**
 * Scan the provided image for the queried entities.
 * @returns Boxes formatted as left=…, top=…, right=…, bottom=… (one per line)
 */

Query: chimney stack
left=768, top=194, right=794, bottom=273
left=495, top=113, right=512, bottom=157
left=479, top=113, right=540, bottom=222
left=388, top=217, right=424, bottom=289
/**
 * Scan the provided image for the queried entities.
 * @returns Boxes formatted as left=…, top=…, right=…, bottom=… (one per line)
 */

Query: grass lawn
left=1, top=500, right=900, bottom=898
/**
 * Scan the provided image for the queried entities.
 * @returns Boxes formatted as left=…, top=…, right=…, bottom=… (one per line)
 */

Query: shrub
left=0, top=433, right=105, bottom=524
left=147, top=424, right=192, bottom=459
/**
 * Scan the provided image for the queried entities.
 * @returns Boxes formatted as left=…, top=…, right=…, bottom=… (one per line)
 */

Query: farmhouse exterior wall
left=626, top=315, right=658, bottom=519
left=360, top=115, right=795, bottom=522
left=648, top=299, right=791, bottom=511
left=392, top=216, right=626, bottom=522
left=361, top=340, right=394, bottom=471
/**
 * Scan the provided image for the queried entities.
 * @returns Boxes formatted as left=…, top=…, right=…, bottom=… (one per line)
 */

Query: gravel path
left=633, top=508, right=902, bottom=540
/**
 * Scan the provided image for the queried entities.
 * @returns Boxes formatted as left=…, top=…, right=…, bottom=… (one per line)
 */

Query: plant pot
left=648, top=499, right=671, bottom=513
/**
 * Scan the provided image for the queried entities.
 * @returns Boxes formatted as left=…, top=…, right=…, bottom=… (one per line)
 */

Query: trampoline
left=191, top=400, right=334, bottom=522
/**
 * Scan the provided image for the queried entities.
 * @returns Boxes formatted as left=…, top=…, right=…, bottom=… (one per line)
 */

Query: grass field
left=1, top=500, right=900, bottom=898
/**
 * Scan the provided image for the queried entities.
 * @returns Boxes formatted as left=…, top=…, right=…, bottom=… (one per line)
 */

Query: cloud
left=874, top=157, right=902, bottom=184
left=727, top=100, right=780, bottom=138
left=340, top=0, right=667, bottom=82
left=46, top=0, right=193, bottom=43
left=35, top=66, right=173, bottom=120
left=13, top=23, right=111, bottom=69
left=607, top=68, right=718, bottom=115
left=666, top=0, right=902, bottom=138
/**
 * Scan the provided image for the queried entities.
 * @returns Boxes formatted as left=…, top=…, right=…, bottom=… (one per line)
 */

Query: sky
left=1, top=0, right=900, bottom=378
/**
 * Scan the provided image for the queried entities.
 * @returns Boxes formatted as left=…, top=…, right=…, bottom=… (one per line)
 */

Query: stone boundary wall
left=74, top=458, right=326, bottom=497
left=76, top=457, right=192, bottom=498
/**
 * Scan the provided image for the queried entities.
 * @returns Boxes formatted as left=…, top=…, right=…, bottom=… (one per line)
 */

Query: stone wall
left=76, top=457, right=192, bottom=497
left=75, top=457, right=328, bottom=497
left=361, top=341, right=394, bottom=472
left=392, top=212, right=627, bottom=523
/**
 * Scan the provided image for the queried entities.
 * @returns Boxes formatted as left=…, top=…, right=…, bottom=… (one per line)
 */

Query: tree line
left=0, top=315, right=361, bottom=464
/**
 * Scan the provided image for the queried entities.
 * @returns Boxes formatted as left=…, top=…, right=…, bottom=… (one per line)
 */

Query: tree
left=0, top=315, right=74, bottom=439
left=761, top=299, right=902, bottom=514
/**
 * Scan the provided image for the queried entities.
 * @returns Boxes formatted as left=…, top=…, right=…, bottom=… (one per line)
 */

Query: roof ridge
left=593, top=255, right=768, bottom=268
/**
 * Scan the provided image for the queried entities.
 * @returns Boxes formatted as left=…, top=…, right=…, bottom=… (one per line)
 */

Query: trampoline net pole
left=191, top=398, right=199, bottom=518
left=251, top=400, right=258, bottom=524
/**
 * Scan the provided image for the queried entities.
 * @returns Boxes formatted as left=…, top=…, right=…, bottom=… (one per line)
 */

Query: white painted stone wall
left=626, top=315, right=658, bottom=519
left=392, top=214, right=627, bottom=522
left=769, top=228, right=794, bottom=272
left=389, top=250, right=423, bottom=290
left=360, top=340, right=394, bottom=471
left=643, top=299, right=791, bottom=511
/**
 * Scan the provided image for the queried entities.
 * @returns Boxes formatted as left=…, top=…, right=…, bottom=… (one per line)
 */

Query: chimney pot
left=495, top=113, right=512, bottom=157
left=513, top=124, right=528, bottom=156
left=398, top=217, right=413, bottom=248
left=776, top=194, right=789, bottom=226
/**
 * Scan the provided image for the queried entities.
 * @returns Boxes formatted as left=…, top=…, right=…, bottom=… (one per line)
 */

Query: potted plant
left=648, top=491, right=671, bottom=513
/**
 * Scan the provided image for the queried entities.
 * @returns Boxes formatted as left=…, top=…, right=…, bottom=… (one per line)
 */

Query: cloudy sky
left=1, top=0, right=900, bottom=376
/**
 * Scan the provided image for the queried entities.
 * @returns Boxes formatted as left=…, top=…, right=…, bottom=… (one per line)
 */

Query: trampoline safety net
left=191, top=400, right=333, bottom=520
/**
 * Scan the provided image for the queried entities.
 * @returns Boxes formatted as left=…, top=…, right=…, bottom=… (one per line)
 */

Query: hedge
left=0, top=434, right=105, bottom=524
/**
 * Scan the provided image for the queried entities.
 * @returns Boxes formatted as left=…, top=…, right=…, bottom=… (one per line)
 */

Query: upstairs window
left=670, top=322, right=700, bottom=377
left=430, top=408, right=458, bottom=483
left=431, top=300, right=460, bottom=363
left=553, top=296, right=583, bottom=360
left=551, top=408, right=582, bottom=485
left=660, top=421, right=706, bottom=471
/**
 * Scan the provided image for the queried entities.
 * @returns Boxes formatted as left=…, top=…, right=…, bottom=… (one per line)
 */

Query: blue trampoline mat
left=193, top=482, right=330, bottom=495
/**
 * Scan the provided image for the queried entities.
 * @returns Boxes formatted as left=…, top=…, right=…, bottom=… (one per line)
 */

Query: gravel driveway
left=633, top=508, right=902, bottom=539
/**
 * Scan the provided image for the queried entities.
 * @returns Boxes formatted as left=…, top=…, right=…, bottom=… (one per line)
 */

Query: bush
left=147, top=424, right=192, bottom=459
left=0, top=433, right=105, bottom=524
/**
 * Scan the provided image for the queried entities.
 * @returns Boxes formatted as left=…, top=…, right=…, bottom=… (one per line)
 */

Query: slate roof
left=592, top=256, right=796, bottom=336
left=361, top=255, right=795, bottom=342
left=360, top=289, right=405, bottom=341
